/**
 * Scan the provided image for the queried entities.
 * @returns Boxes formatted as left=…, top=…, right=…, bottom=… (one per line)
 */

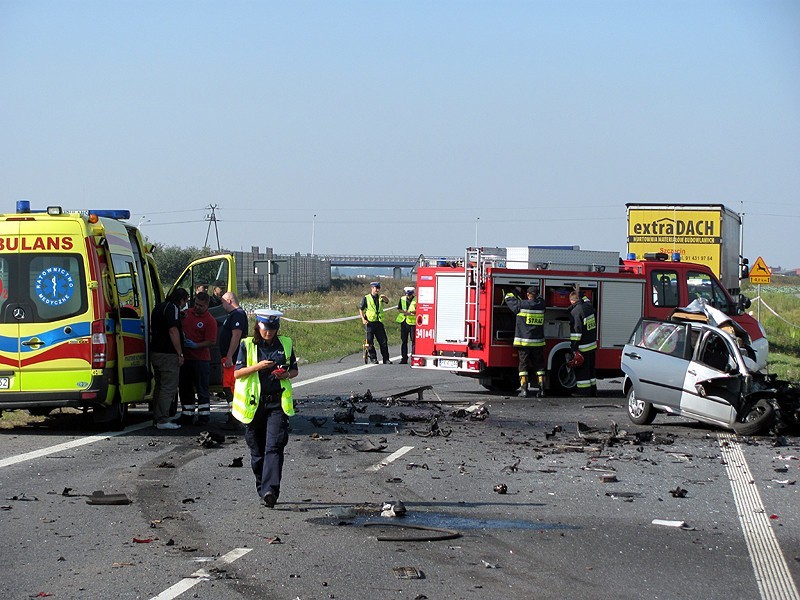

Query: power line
left=204, top=204, right=221, bottom=251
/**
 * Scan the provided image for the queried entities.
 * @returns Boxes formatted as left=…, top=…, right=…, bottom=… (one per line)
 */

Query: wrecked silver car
left=622, top=301, right=799, bottom=435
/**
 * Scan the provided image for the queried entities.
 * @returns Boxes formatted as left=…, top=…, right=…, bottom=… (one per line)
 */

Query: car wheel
left=732, top=399, right=774, bottom=436
left=626, top=386, right=656, bottom=425
left=549, top=350, right=577, bottom=396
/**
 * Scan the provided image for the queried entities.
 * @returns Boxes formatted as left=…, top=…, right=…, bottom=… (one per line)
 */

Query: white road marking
left=366, top=445, right=415, bottom=472
left=0, top=422, right=151, bottom=469
left=292, top=355, right=402, bottom=388
left=0, top=355, right=403, bottom=469
left=718, top=432, right=800, bottom=600
left=150, top=547, right=252, bottom=600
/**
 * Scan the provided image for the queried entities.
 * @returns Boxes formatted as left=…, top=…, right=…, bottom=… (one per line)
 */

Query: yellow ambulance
left=0, top=200, right=236, bottom=427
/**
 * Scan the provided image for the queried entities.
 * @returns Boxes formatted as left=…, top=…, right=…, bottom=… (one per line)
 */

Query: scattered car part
left=364, top=522, right=461, bottom=542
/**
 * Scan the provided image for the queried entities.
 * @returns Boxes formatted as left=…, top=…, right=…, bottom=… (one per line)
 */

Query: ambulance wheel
left=550, top=350, right=577, bottom=396
left=93, top=397, right=128, bottom=431
left=28, top=407, right=53, bottom=417
left=110, top=401, right=128, bottom=431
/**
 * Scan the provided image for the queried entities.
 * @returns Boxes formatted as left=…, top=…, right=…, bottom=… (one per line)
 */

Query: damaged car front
left=622, top=315, right=799, bottom=435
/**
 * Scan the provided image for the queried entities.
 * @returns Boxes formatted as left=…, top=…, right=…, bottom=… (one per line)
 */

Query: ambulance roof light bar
left=15, top=200, right=131, bottom=220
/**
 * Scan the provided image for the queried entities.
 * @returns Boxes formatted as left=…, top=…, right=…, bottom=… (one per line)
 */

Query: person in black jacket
left=150, top=287, right=190, bottom=429
left=568, top=290, right=597, bottom=397
left=504, top=286, right=546, bottom=397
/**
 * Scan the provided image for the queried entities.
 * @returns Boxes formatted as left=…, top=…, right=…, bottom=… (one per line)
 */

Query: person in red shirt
left=177, top=292, right=219, bottom=425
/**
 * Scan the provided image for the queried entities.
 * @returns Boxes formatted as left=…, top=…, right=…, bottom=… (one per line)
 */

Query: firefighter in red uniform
left=568, top=290, right=597, bottom=397
left=504, top=286, right=546, bottom=398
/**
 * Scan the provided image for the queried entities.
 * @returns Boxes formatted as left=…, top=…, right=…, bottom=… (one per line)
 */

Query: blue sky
left=2, top=1, right=799, bottom=268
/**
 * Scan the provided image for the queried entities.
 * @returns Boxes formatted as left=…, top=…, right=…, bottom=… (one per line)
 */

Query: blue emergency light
left=15, top=200, right=130, bottom=220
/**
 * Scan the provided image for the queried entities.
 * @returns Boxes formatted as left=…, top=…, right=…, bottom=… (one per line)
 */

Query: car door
left=622, top=319, right=691, bottom=409
left=679, top=327, right=743, bottom=426
left=170, top=254, right=237, bottom=389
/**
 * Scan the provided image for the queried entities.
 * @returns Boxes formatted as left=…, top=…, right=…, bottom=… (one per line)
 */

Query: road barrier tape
left=752, top=296, right=800, bottom=329
left=269, top=306, right=399, bottom=324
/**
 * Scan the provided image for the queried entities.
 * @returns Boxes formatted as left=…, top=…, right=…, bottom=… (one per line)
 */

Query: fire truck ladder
left=464, top=247, right=505, bottom=346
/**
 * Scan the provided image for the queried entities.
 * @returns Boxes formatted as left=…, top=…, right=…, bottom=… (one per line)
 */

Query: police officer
left=396, top=286, right=417, bottom=364
left=568, top=290, right=597, bottom=397
left=504, top=286, right=546, bottom=397
left=359, top=281, right=391, bottom=364
left=232, top=309, right=298, bottom=508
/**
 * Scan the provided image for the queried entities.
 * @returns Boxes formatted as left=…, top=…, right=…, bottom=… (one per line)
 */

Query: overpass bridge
left=317, top=254, right=423, bottom=268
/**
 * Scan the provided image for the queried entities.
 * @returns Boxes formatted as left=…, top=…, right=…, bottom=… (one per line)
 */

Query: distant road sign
left=749, top=255, right=771, bottom=284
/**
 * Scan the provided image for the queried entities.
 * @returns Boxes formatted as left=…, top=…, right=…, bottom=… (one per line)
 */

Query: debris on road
left=406, top=462, right=429, bottom=470
left=349, top=390, right=373, bottom=403
left=5, top=493, right=38, bottom=501
left=86, top=491, right=131, bottom=505
left=493, top=483, right=508, bottom=494
left=198, top=431, right=225, bottom=448
left=347, top=438, right=388, bottom=452
left=669, top=486, right=688, bottom=498
left=408, top=416, right=451, bottom=437
left=364, top=522, right=461, bottom=542
left=392, top=566, right=424, bottom=579
left=652, top=519, right=695, bottom=530
left=381, top=500, right=407, bottom=517
left=333, top=406, right=355, bottom=424
left=599, top=474, right=618, bottom=483
left=385, top=385, right=435, bottom=404
left=605, top=491, right=641, bottom=501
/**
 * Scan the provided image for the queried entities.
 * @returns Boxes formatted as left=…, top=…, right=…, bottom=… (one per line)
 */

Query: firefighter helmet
left=567, top=351, right=584, bottom=369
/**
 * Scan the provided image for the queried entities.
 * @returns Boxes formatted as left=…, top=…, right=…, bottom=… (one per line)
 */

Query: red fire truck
left=410, top=247, right=766, bottom=394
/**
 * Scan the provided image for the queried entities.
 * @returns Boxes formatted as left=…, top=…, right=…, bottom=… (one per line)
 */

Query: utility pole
left=204, top=204, right=221, bottom=251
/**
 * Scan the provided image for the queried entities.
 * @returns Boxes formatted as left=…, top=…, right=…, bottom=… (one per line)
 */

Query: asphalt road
left=1, top=348, right=799, bottom=600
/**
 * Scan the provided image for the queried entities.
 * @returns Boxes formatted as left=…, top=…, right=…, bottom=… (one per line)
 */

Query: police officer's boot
left=518, top=376, right=530, bottom=398
left=590, top=384, right=597, bottom=398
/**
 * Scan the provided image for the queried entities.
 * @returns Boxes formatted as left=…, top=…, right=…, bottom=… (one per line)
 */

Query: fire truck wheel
left=626, top=386, right=656, bottom=425
left=550, top=350, right=577, bottom=396
left=479, top=368, right=520, bottom=392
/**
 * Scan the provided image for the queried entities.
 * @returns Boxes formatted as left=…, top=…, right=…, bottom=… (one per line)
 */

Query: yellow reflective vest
left=395, top=296, right=417, bottom=325
left=232, top=336, right=295, bottom=423
left=363, top=294, right=384, bottom=322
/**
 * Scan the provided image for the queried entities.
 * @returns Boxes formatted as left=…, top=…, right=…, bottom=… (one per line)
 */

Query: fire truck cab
left=411, top=247, right=766, bottom=394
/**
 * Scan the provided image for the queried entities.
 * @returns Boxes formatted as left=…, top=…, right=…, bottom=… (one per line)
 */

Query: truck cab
left=624, top=255, right=766, bottom=368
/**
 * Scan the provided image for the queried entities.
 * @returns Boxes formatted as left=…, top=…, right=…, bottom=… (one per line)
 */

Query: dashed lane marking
left=0, top=355, right=404, bottom=470
left=150, top=547, right=252, bottom=600
left=292, top=354, right=402, bottom=388
left=366, top=445, right=415, bottom=472
left=0, top=422, right=151, bottom=469
left=718, top=432, right=800, bottom=600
